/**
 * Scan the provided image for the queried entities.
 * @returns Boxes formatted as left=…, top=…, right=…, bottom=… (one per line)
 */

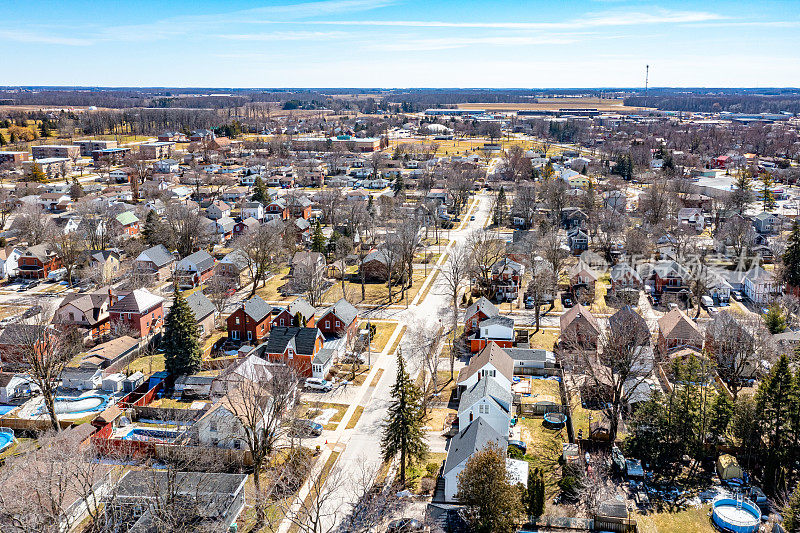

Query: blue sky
left=3, top=0, right=799, bottom=87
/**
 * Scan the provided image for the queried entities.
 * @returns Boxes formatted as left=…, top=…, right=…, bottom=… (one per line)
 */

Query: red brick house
left=17, top=244, right=60, bottom=279
left=286, top=195, right=312, bottom=220
left=175, top=250, right=215, bottom=290
left=108, top=289, right=165, bottom=338
left=272, top=297, right=317, bottom=329
left=559, top=303, right=600, bottom=350
left=463, top=297, right=499, bottom=334
left=316, top=298, right=359, bottom=340
left=262, top=327, right=325, bottom=377
left=114, top=211, right=140, bottom=237
left=265, top=199, right=289, bottom=220
left=227, top=296, right=273, bottom=344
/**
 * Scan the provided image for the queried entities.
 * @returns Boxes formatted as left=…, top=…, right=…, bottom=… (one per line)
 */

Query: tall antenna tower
left=645, top=64, right=649, bottom=96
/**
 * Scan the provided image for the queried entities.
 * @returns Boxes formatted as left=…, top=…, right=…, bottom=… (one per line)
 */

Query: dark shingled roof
left=242, top=296, right=272, bottom=322
left=265, top=327, right=320, bottom=356
left=186, top=291, right=215, bottom=322
left=137, top=244, right=174, bottom=268
left=443, top=418, right=506, bottom=475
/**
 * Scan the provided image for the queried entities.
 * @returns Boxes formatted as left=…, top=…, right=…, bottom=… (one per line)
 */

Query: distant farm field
left=456, top=97, right=647, bottom=112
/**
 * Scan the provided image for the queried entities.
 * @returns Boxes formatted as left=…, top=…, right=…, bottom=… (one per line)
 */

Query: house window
left=69, top=312, right=74, bottom=321
left=479, top=404, right=489, bottom=414
left=287, top=349, right=294, bottom=359
left=336, top=321, right=341, bottom=328
left=280, top=318, right=285, bottom=326
left=235, top=317, right=240, bottom=324
left=232, top=331, right=239, bottom=340
left=325, top=320, right=330, bottom=328
left=248, top=331, right=252, bottom=340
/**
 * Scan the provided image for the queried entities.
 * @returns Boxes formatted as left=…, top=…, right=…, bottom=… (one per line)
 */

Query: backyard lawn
left=255, top=267, right=292, bottom=302
left=517, top=417, right=566, bottom=495
left=125, top=353, right=166, bottom=374
left=516, top=328, right=559, bottom=351
left=323, top=271, right=427, bottom=306
left=637, top=505, right=715, bottom=533
left=426, top=407, right=456, bottom=431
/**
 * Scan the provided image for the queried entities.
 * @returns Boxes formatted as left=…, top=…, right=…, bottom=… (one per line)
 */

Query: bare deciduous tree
left=236, top=222, right=286, bottom=298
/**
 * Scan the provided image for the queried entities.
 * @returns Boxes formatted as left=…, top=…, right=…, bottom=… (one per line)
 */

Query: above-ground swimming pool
left=0, top=429, right=15, bottom=453
left=121, top=428, right=179, bottom=443
left=37, top=395, right=110, bottom=416
left=711, top=496, right=760, bottom=533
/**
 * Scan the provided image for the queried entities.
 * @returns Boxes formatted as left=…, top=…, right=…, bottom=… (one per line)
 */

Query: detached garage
left=717, top=454, right=743, bottom=481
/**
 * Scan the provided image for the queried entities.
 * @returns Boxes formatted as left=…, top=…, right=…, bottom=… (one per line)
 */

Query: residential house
left=38, top=192, right=72, bottom=212
left=108, top=288, right=165, bottom=338
left=647, top=261, right=689, bottom=297
left=609, top=306, right=651, bottom=346
left=16, top=243, right=60, bottom=279
left=504, top=347, right=557, bottom=375
left=210, top=354, right=275, bottom=400
left=210, top=216, right=236, bottom=243
left=206, top=200, right=231, bottom=220
left=0, top=247, right=23, bottom=279
left=442, top=418, right=506, bottom=502
left=80, top=250, right=121, bottom=284
left=463, top=297, right=499, bottom=334
left=262, top=327, right=325, bottom=377
left=153, top=158, right=179, bottom=174
left=193, top=385, right=271, bottom=450
left=286, top=195, right=312, bottom=219
left=657, top=309, right=702, bottom=354
left=175, top=250, right=215, bottom=289
left=133, top=244, right=175, bottom=282
left=744, top=266, right=781, bottom=304
left=316, top=298, right=359, bottom=339
left=458, top=376, right=512, bottom=437
left=0, top=372, right=38, bottom=403
left=214, top=249, right=250, bottom=289
left=139, top=141, right=175, bottom=159
left=559, top=303, right=600, bottom=350
left=272, top=297, right=317, bottom=329
left=569, top=262, right=599, bottom=296
left=567, top=228, right=589, bottom=254
left=490, top=258, right=524, bottom=302
left=753, top=212, right=779, bottom=234
left=114, top=211, right=140, bottom=236
left=470, top=316, right=514, bottom=353
left=311, top=348, right=335, bottom=379
left=227, top=296, right=273, bottom=344
left=289, top=251, right=325, bottom=277
left=233, top=216, right=260, bottom=236
left=186, top=291, right=216, bottom=338
left=457, top=342, right=514, bottom=395
left=360, top=249, right=392, bottom=281
left=677, top=208, right=706, bottom=231
left=603, top=190, right=627, bottom=212
left=609, top=263, right=643, bottom=294
left=54, top=288, right=113, bottom=341
left=220, top=187, right=248, bottom=203
left=705, top=311, right=759, bottom=378
left=265, top=198, right=289, bottom=220
left=242, top=201, right=265, bottom=221
left=561, top=207, right=588, bottom=229
left=103, top=470, right=246, bottom=531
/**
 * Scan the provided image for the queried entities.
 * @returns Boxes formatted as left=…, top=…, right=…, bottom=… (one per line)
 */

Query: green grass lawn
left=255, top=267, right=292, bottom=301
left=516, top=328, right=559, bottom=351
left=637, top=505, right=715, bottom=533
left=386, top=325, right=406, bottom=355
left=517, top=417, right=566, bottom=496
left=520, top=378, right=561, bottom=406
left=125, top=353, right=166, bottom=375
left=346, top=406, right=364, bottom=429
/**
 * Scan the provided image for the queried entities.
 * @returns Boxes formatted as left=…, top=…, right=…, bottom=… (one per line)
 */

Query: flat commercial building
left=139, top=141, right=175, bottom=159
left=0, top=151, right=29, bottom=164
left=31, top=144, right=80, bottom=159
left=74, top=139, right=118, bottom=156
left=23, top=157, right=73, bottom=179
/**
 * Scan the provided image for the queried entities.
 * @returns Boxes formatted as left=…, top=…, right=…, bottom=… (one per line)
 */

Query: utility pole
left=645, top=65, right=649, bottom=97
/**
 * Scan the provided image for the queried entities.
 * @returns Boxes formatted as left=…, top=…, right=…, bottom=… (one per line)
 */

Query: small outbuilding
left=717, top=454, right=743, bottom=481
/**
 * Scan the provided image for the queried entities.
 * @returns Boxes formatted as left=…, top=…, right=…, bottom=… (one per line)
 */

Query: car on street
left=700, top=295, right=714, bottom=309
left=524, top=297, right=535, bottom=309
left=387, top=518, right=424, bottom=533
left=731, top=290, right=743, bottom=301
left=304, top=377, right=333, bottom=392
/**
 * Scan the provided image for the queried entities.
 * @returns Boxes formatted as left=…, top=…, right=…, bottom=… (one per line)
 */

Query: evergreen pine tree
left=381, top=350, right=428, bottom=486
left=163, top=287, right=202, bottom=377
left=393, top=174, right=405, bottom=194
left=493, top=186, right=507, bottom=226
left=783, top=221, right=800, bottom=289
left=756, top=354, right=796, bottom=488
left=69, top=178, right=85, bottom=200
left=764, top=304, right=787, bottom=334
left=311, top=221, right=326, bottom=255
left=760, top=173, right=777, bottom=211
left=581, top=164, right=587, bottom=175
left=9, top=131, right=17, bottom=144
left=251, top=176, right=268, bottom=203
left=142, top=210, right=164, bottom=247
left=30, top=163, right=47, bottom=183
left=786, top=488, right=800, bottom=532
left=39, top=121, right=50, bottom=138
left=709, top=392, right=734, bottom=442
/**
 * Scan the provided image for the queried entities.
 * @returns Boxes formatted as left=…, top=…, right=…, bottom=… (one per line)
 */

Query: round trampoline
left=711, top=496, right=760, bottom=533
left=0, top=429, right=15, bottom=453
left=543, top=412, right=567, bottom=429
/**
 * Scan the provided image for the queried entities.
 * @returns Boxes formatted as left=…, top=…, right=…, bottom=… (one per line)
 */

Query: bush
left=426, top=462, right=440, bottom=476
left=419, top=477, right=436, bottom=494
left=507, top=446, right=525, bottom=460
left=558, top=476, right=581, bottom=502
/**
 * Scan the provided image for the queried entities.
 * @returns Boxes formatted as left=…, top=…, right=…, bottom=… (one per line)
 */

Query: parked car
left=470, top=215, right=475, bottom=221
left=561, top=294, right=574, bottom=308
left=524, top=297, right=535, bottom=309
left=304, top=377, right=333, bottom=392
left=387, top=518, right=424, bottom=533
left=292, top=419, right=323, bottom=437
left=700, top=295, right=714, bottom=309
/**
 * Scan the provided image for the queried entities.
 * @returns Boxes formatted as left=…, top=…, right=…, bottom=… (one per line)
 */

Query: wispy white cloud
left=374, top=35, right=581, bottom=51
left=218, top=31, right=350, bottom=41
left=0, top=30, right=93, bottom=46
left=291, top=9, right=725, bottom=30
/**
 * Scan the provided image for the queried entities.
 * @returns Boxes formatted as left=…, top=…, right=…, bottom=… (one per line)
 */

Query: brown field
left=456, top=97, right=648, bottom=112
